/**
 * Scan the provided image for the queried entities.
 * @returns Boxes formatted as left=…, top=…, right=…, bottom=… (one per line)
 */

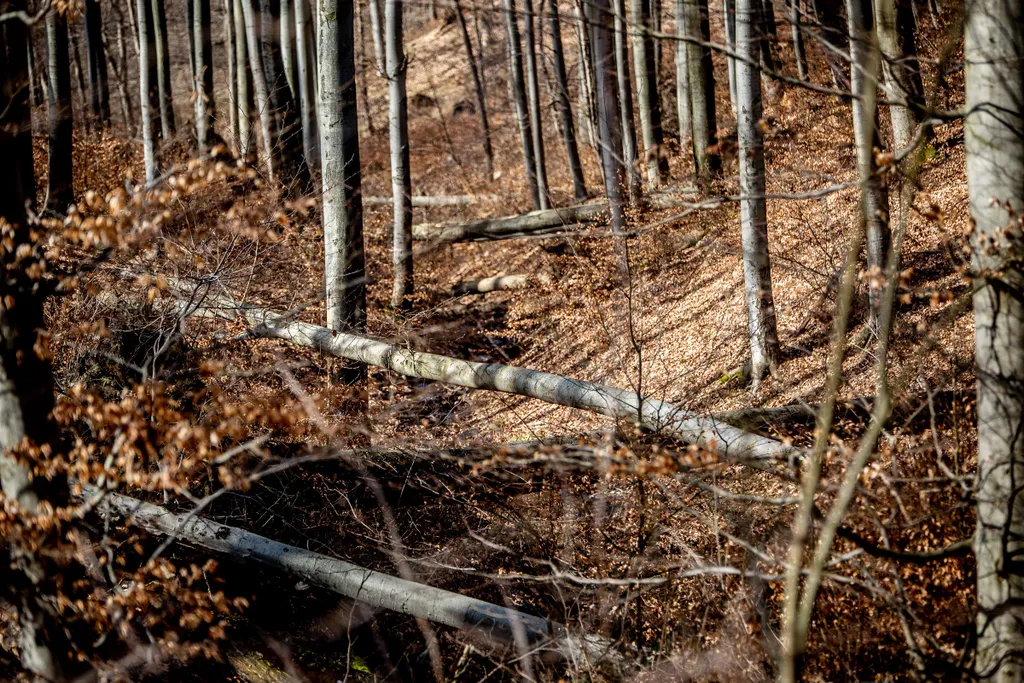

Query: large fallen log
left=101, top=492, right=619, bottom=666
left=364, top=194, right=499, bottom=207
left=453, top=274, right=552, bottom=296
left=183, top=290, right=797, bottom=462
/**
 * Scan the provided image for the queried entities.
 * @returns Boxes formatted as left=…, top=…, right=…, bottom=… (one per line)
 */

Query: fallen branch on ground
left=364, top=194, right=499, bottom=207
left=178, top=286, right=799, bottom=462
left=453, top=274, right=552, bottom=296
left=100, top=492, right=620, bottom=666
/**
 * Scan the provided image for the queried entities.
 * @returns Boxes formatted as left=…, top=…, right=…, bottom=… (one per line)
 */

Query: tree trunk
left=234, top=0, right=257, bottom=161
left=319, top=0, right=367, bottom=340
left=674, top=0, right=690, bottom=146
left=873, top=0, right=921, bottom=150
left=791, top=0, right=807, bottom=79
left=414, top=201, right=610, bottom=242
left=27, top=30, right=41, bottom=113
left=111, top=0, right=137, bottom=134
left=240, top=0, right=277, bottom=177
left=592, top=0, right=627, bottom=233
left=547, top=0, right=588, bottom=201
left=137, top=0, right=159, bottom=181
left=758, top=0, right=778, bottom=71
left=964, top=0, right=1024, bottom=678
left=630, top=0, right=667, bottom=185
left=0, top=11, right=68, bottom=675
left=295, top=0, right=320, bottom=168
left=45, top=9, right=76, bottom=213
left=612, top=0, right=641, bottom=202
left=260, top=0, right=310, bottom=193
left=193, top=0, right=215, bottom=154
left=572, top=0, right=599, bottom=151
left=101, top=492, right=616, bottom=664
left=69, top=23, right=91, bottom=134
left=523, top=0, right=550, bottom=208
left=503, top=0, right=542, bottom=209
left=723, top=0, right=738, bottom=118
left=682, top=0, right=719, bottom=178
left=454, top=0, right=494, bottom=180
left=85, top=0, right=112, bottom=126
left=280, top=0, right=298, bottom=100
left=846, top=0, right=890, bottom=325
left=152, top=0, right=176, bottom=138
left=185, top=291, right=796, bottom=460
left=736, top=0, right=780, bottom=389
left=811, top=0, right=850, bottom=92
left=386, top=0, right=412, bottom=309
left=225, top=0, right=239, bottom=148
left=356, top=0, right=378, bottom=134
left=367, top=0, right=386, bottom=73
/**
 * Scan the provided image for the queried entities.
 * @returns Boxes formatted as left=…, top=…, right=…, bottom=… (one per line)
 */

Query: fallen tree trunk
left=453, top=273, right=552, bottom=295
left=364, top=194, right=499, bottom=207
left=413, top=192, right=699, bottom=244
left=100, top=491, right=618, bottom=666
left=182, top=289, right=797, bottom=462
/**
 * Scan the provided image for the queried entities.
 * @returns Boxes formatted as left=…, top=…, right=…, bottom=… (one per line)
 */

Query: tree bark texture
left=681, top=0, right=719, bottom=177
left=84, top=0, right=112, bottom=125
left=386, top=0, right=413, bottom=309
left=631, top=0, right=668, bottom=184
left=45, top=9, right=75, bottom=212
left=522, top=0, right=551, bottom=208
left=454, top=0, right=495, bottom=180
left=295, top=0, right=320, bottom=168
left=234, top=0, right=256, bottom=161
left=613, top=0, right=641, bottom=201
left=137, top=0, right=159, bottom=182
left=591, top=0, right=627, bottom=232
left=193, top=0, right=215, bottom=154
left=503, top=0, right=542, bottom=209
left=151, top=0, right=176, bottom=138
left=547, top=0, right=588, bottom=201
left=873, top=0, right=923, bottom=149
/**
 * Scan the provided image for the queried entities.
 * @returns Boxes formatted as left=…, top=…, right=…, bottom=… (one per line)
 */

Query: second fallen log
left=413, top=201, right=609, bottom=243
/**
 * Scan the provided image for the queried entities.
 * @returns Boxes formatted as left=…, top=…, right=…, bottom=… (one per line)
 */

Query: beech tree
left=736, top=0, right=779, bottom=387
left=233, top=0, right=256, bottom=161
left=630, top=0, right=667, bottom=185
left=45, top=7, right=75, bottom=212
left=874, top=0, right=924, bottom=150
left=680, top=0, right=719, bottom=177
left=523, top=0, right=550, bottom=209
left=192, top=0, right=215, bottom=154
left=84, top=0, right=111, bottom=126
left=137, top=0, right=159, bottom=181
left=454, top=0, right=495, bottom=179
left=386, top=0, right=412, bottom=309
left=504, top=0, right=542, bottom=209
left=592, top=0, right=626, bottom=233
left=259, top=0, right=309, bottom=192
left=151, top=0, right=176, bottom=138
left=964, top=0, right=1024, bottom=678
left=613, top=0, right=641, bottom=201
left=294, top=0, right=319, bottom=168
left=547, top=0, right=587, bottom=201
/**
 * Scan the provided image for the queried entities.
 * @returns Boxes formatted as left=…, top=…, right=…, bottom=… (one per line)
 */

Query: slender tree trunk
left=791, top=0, right=807, bottom=79
left=630, top=0, right=667, bottom=184
left=27, top=30, right=41, bottom=112
left=504, top=0, right=542, bottom=209
left=723, top=0, right=738, bottom=118
left=454, top=0, right=495, bottom=180
left=683, top=0, right=719, bottom=177
left=386, top=0, right=412, bottom=309
left=46, top=9, right=75, bottom=212
left=613, top=0, right=641, bottom=201
left=874, top=0, right=921, bottom=150
left=0, top=12, right=69, bottom=678
left=225, top=0, right=239, bottom=148
left=547, top=0, right=587, bottom=201
left=592, top=0, right=626, bottom=233
left=811, top=0, right=850, bottom=92
left=736, top=0, right=779, bottom=388
left=151, top=0, right=176, bottom=138
left=573, top=0, right=599, bottom=150
left=367, top=0, right=386, bottom=73
left=240, top=0, right=277, bottom=177
left=356, top=0, right=377, bottom=134
left=522, top=0, right=550, bottom=208
left=319, top=0, right=367, bottom=340
left=193, top=0, right=215, bottom=154
left=846, top=0, right=890, bottom=324
left=674, top=0, right=690, bottom=146
left=84, top=0, right=112, bottom=126
left=234, top=0, right=256, bottom=161
left=259, top=0, right=310, bottom=192
left=758, top=0, right=778, bottom=70
left=280, top=0, right=298, bottom=100
left=124, top=0, right=140, bottom=56
left=964, top=0, right=1024, bottom=676
left=69, top=23, right=91, bottom=134
left=295, top=0, right=320, bottom=168
left=138, top=0, right=159, bottom=181
left=104, top=23, right=136, bottom=133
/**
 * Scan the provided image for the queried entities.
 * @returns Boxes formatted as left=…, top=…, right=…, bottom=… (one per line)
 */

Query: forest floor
left=39, top=3, right=979, bottom=681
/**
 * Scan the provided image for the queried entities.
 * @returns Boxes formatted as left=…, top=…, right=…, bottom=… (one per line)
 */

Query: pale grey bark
left=613, top=0, right=641, bottom=201
left=523, top=0, right=551, bottom=209
left=964, top=0, right=1024, bottom=678
left=151, top=0, right=176, bottom=138
left=365, top=193, right=499, bottom=206
left=386, top=0, right=412, bottom=309
left=240, top=0, right=278, bottom=178
left=234, top=0, right=256, bottom=160
left=874, top=0, right=919, bottom=149
left=846, top=0, right=890, bottom=324
left=723, top=0, right=738, bottom=118
left=414, top=201, right=610, bottom=242
left=504, top=0, right=542, bottom=209
left=736, top=0, right=779, bottom=388
left=454, top=0, right=495, bottom=179
left=280, top=0, right=299, bottom=100
left=190, top=294, right=797, bottom=461
left=790, top=0, right=807, bottom=79
left=101, top=492, right=617, bottom=665
left=681, top=0, right=719, bottom=177
left=225, top=0, right=239, bottom=146
left=137, top=0, right=158, bottom=182
left=45, top=9, right=75, bottom=212
left=319, top=0, right=367, bottom=335
left=193, top=0, right=214, bottom=155
left=547, top=0, right=588, bottom=201
left=295, top=0, right=320, bottom=168
left=674, top=0, right=690, bottom=144
left=107, top=12, right=137, bottom=134
left=573, top=0, right=599, bottom=150
left=69, top=25, right=91, bottom=134
left=454, top=274, right=552, bottom=295
left=367, top=0, right=386, bottom=73
left=631, top=0, right=667, bottom=185
left=592, top=0, right=627, bottom=232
